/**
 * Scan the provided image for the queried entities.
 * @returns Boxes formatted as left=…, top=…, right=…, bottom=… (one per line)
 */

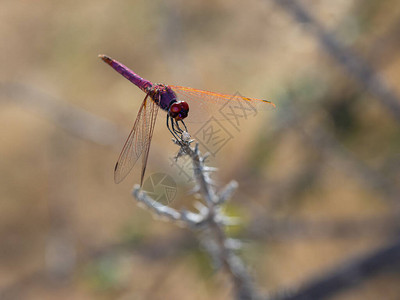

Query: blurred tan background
left=1, top=0, right=400, bottom=299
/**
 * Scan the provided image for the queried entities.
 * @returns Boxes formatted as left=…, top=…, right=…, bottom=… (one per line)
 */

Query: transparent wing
left=169, top=85, right=275, bottom=123
left=114, top=95, right=159, bottom=184
left=139, top=95, right=159, bottom=185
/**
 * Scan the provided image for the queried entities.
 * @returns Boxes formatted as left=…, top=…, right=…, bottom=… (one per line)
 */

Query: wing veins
left=114, top=94, right=158, bottom=184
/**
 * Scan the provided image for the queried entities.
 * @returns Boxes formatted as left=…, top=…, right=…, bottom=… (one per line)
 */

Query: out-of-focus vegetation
left=1, top=0, right=400, bottom=299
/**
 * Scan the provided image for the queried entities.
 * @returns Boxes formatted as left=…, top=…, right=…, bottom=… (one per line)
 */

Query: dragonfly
left=99, top=54, right=275, bottom=185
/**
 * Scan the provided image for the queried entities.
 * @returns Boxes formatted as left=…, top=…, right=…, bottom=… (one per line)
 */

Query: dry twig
left=132, top=137, right=259, bottom=300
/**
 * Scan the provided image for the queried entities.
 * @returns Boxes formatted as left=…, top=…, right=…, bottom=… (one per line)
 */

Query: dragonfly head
left=169, top=101, right=189, bottom=120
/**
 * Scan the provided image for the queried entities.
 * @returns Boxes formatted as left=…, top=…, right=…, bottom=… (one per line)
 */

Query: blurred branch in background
left=133, top=141, right=259, bottom=300
left=0, top=82, right=124, bottom=149
left=274, top=0, right=400, bottom=124
left=245, top=2, right=400, bottom=213
left=272, top=238, right=400, bottom=300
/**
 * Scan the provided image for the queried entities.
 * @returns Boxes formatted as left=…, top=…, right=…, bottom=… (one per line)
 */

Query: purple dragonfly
left=99, top=54, right=275, bottom=184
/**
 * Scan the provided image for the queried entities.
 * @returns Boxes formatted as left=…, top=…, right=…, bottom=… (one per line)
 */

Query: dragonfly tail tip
left=98, top=54, right=112, bottom=64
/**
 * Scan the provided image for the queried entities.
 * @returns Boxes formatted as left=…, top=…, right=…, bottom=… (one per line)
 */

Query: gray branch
left=132, top=138, right=259, bottom=300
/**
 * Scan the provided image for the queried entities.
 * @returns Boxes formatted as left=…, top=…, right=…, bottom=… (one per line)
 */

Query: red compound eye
left=180, top=101, right=189, bottom=111
left=170, top=103, right=181, bottom=113
left=169, top=101, right=189, bottom=120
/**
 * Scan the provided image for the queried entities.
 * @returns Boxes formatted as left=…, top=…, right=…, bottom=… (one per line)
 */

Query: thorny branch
left=132, top=137, right=259, bottom=300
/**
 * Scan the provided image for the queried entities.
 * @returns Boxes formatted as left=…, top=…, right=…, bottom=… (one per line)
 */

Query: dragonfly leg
left=175, top=121, right=183, bottom=134
left=176, top=121, right=183, bottom=134
left=166, top=115, right=174, bottom=136
left=180, top=120, right=188, bottom=132
left=171, top=118, right=182, bottom=135
left=167, top=115, right=181, bottom=141
left=174, top=119, right=188, bottom=134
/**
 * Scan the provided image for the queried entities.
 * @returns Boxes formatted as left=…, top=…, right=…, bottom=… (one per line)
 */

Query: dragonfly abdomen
left=99, top=55, right=152, bottom=92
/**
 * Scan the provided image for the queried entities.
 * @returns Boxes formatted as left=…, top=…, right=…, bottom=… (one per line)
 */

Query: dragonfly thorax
left=149, top=84, right=178, bottom=111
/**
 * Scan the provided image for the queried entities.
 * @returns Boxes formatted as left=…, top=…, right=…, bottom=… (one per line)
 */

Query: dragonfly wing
left=139, top=95, right=159, bottom=185
left=114, top=95, right=159, bottom=184
left=169, top=85, right=275, bottom=123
